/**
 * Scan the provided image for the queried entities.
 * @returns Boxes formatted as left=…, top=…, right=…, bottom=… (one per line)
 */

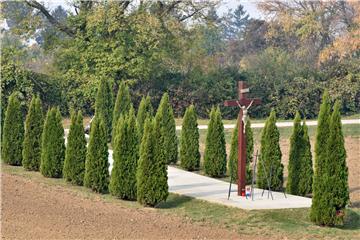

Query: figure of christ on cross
left=224, top=81, right=261, bottom=196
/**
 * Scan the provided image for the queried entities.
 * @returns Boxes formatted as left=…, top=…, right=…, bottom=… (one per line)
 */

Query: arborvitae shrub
left=137, top=95, right=153, bottom=138
left=137, top=118, right=168, bottom=206
left=111, top=82, right=132, bottom=145
left=204, top=106, right=227, bottom=177
left=257, top=109, right=283, bottom=191
left=63, top=110, right=87, bottom=185
left=40, top=108, right=65, bottom=178
left=84, top=117, right=110, bottom=193
left=286, top=111, right=303, bottom=195
left=110, top=107, right=139, bottom=200
left=2, top=92, right=24, bottom=166
left=154, top=93, right=178, bottom=164
left=95, top=79, right=113, bottom=140
left=180, top=105, right=200, bottom=171
left=298, top=120, right=313, bottom=196
left=23, top=96, right=43, bottom=171
left=311, top=91, right=332, bottom=225
left=228, top=118, right=254, bottom=183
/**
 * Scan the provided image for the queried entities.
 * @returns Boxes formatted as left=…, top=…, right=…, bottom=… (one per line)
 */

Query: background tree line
left=1, top=0, right=359, bottom=121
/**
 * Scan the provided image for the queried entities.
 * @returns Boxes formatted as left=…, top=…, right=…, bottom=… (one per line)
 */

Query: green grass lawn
left=2, top=164, right=360, bottom=239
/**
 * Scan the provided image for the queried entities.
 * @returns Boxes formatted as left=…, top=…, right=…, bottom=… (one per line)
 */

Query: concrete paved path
left=175, top=118, right=360, bottom=130
left=168, top=166, right=312, bottom=210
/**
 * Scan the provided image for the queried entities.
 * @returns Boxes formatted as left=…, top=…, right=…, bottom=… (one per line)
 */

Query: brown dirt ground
left=1, top=173, right=243, bottom=240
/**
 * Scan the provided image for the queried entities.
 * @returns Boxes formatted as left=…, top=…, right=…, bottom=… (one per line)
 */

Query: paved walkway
left=176, top=118, right=360, bottom=130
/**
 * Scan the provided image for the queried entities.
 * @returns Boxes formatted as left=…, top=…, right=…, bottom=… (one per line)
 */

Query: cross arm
left=224, top=99, right=261, bottom=107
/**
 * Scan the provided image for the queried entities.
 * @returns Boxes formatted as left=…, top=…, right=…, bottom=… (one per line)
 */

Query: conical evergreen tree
left=180, top=105, right=200, bottom=171
left=23, top=96, right=43, bottom=171
left=154, top=93, right=178, bottom=164
left=298, top=120, right=313, bottom=196
left=228, top=117, right=254, bottom=183
left=137, top=95, right=153, bottom=138
left=95, top=79, right=113, bottom=141
left=311, top=91, right=332, bottom=225
left=257, top=109, right=283, bottom=190
left=286, top=111, right=303, bottom=195
left=204, top=106, right=227, bottom=177
left=2, top=92, right=24, bottom=166
left=63, top=110, right=87, bottom=185
left=110, top=107, right=139, bottom=200
left=111, top=82, right=132, bottom=145
left=137, top=118, right=167, bottom=206
left=84, top=117, right=110, bottom=193
left=40, top=108, right=65, bottom=178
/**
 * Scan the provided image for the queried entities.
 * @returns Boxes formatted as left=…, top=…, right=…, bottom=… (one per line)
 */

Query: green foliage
left=84, top=117, right=110, bottom=193
left=204, top=106, right=227, bottom=177
left=136, top=95, right=153, bottom=138
left=40, top=108, right=65, bottom=178
left=2, top=92, right=24, bottom=166
left=22, top=96, right=43, bottom=170
left=111, top=82, right=132, bottom=145
left=110, top=107, right=139, bottom=200
left=298, top=120, right=313, bottom=196
left=63, top=110, right=87, bottom=185
left=137, top=118, right=168, bottom=206
left=180, top=105, right=200, bottom=171
left=95, top=80, right=113, bottom=141
left=154, top=93, right=178, bottom=164
left=311, top=91, right=332, bottom=225
left=286, top=112, right=303, bottom=194
left=257, top=109, right=283, bottom=190
left=228, top=117, right=254, bottom=183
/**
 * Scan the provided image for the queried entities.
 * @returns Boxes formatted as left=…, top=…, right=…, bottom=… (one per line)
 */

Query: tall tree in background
left=257, top=109, right=283, bottom=190
left=286, top=111, right=303, bottom=195
left=180, top=105, right=200, bottom=171
left=22, top=96, right=43, bottom=171
left=40, top=108, right=65, bottom=178
left=110, top=107, right=139, bottom=200
left=311, top=91, right=332, bottom=225
left=154, top=93, right=178, bottom=164
left=204, top=106, right=227, bottom=177
left=137, top=95, right=153, bottom=138
left=95, top=80, right=113, bottom=141
left=112, top=82, right=132, bottom=145
left=63, top=110, right=86, bottom=185
left=298, top=119, right=313, bottom=196
left=84, top=118, right=110, bottom=193
left=2, top=92, right=24, bottom=166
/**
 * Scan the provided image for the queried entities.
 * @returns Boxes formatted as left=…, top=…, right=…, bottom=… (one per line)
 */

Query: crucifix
left=224, top=81, right=261, bottom=196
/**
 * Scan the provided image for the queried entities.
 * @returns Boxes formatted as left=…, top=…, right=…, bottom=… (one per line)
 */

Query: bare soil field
left=1, top=173, right=242, bottom=240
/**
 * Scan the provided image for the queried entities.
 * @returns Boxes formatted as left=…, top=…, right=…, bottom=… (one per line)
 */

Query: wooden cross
left=224, top=81, right=261, bottom=196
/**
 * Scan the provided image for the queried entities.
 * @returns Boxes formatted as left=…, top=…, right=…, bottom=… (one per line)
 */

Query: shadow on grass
left=338, top=209, right=360, bottom=230
left=156, top=194, right=193, bottom=209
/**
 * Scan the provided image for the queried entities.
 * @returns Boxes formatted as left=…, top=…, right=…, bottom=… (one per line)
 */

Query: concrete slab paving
left=167, top=166, right=312, bottom=210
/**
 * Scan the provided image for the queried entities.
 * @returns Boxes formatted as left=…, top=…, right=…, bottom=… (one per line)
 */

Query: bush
left=137, top=95, right=153, bottom=138
left=22, top=96, right=43, bottom=171
left=2, top=92, right=24, bottom=166
left=311, top=91, right=332, bottom=225
left=286, top=111, right=303, bottom=195
left=180, top=105, right=200, bottom=171
left=40, top=108, right=65, bottom=178
left=84, top=117, right=110, bottom=193
left=110, top=107, right=139, bottom=200
left=111, top=82, right=132, bottom=145
left=137, top=118, right=168, bottom=206
left=63, top=110, right=87, bottom=185
left=154, top=93, right=178, bottom=164
left=298, top=120, right=313, bottom=196
left=257, top=109, right=283, bottom=191
left=95, top=80, right=113, bottom=140
left=204, top=106, right=227, bottom=177
left=228, top=118, right=254, bottom=183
